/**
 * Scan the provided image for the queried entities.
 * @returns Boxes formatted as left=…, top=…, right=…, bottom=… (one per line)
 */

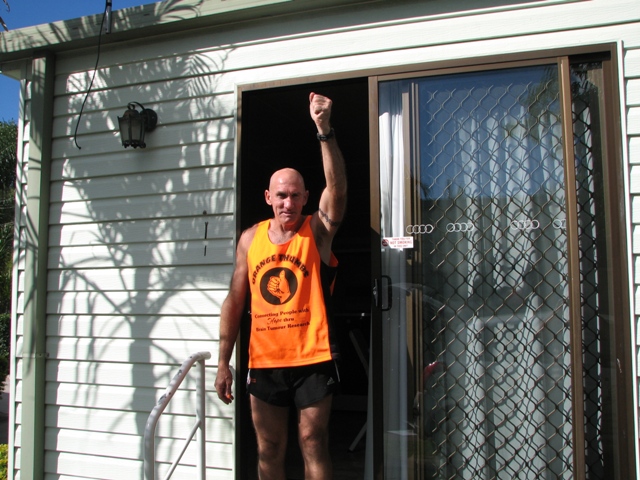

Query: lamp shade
left=117, top=103, right=158, bottom=148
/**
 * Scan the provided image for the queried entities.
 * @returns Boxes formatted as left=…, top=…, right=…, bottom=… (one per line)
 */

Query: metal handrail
left=144, top=351, right=211, bottom=480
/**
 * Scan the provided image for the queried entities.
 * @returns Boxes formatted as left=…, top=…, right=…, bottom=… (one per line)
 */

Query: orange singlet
left=246, top=216, right=338, bottom=368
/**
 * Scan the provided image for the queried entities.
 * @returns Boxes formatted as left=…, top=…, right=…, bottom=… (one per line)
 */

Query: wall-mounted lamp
left=117, top=102, right=158, bottom=148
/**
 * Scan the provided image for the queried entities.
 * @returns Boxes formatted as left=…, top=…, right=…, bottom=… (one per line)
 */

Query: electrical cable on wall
left=73, top=0, right=112, bottom=149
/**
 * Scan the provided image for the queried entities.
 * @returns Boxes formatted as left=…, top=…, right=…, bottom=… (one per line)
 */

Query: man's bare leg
left=297, top=395, right=333, bottom=480
left=250, top=395, right=289, bottom=480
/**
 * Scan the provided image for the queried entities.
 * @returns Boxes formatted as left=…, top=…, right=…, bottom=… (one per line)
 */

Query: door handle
left=373, top=278, right=379, bottom=308
left=374, top=276, right=392, bottom=311
left=382, top=275, right=392, bottom=311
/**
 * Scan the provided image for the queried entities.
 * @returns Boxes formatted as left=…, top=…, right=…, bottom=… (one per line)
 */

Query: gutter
left=0, top=0, right=374, bottom=64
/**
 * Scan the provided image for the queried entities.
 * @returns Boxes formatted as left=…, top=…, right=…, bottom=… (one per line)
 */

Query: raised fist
left=309, top=92, right=332, bottom=134
left=267, top=270, right=291, bottom=303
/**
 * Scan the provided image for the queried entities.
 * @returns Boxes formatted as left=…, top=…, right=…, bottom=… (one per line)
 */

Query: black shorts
left=247, top=361, right=340, bottom=408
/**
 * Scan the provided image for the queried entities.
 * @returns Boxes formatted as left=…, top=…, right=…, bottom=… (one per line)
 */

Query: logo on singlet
left=260, top=267, right=298, bottom=305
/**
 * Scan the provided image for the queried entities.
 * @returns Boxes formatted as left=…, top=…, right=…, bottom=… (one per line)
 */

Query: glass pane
left=378, top=65, right=573, bottom=480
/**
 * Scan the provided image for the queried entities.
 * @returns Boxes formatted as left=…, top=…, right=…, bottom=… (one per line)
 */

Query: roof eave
left=0, top=0, right=376, bottom=64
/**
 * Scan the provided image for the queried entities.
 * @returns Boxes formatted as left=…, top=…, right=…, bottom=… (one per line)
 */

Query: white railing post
left=144, top=351, right=211, bottom=480
left=196, top=356, right=206, bottom=480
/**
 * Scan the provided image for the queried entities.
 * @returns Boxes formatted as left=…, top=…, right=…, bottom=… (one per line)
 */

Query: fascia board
left=0, top=0, right=376, bottom=63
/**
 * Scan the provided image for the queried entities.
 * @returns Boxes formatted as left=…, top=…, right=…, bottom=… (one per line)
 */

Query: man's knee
left=298, top=426, right=329, bottom=454
left=256, top=432, right=287, bottom=460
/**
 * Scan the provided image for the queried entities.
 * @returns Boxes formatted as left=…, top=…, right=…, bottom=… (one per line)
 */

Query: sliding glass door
left=375, top=57, right=627, bottom=480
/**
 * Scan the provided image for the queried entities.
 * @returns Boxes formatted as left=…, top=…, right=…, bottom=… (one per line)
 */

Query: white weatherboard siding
left=628, top=40, right=640, bottom=480
left=14, top=35, right=239, bottom=480
left=6, top=0, right=640, bottom=478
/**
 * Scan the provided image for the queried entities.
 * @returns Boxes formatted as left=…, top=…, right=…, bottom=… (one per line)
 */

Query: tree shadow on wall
left=18, top=1, right=242, bottom=476
left=15, top=0, right=559, bottom=476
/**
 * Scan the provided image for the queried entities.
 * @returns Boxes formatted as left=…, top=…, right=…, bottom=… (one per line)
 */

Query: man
left=214, top=92, right=347, bottom=480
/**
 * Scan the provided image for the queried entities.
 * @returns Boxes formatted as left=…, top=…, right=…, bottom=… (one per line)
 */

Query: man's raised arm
left=309, top=92, right=347, bottom=256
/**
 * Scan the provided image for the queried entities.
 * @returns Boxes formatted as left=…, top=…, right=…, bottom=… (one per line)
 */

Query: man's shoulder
left=238, top=223, right=262, bottom=253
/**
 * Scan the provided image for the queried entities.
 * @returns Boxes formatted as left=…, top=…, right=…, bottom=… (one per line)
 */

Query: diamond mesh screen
left=571, top=62, right=612, bottom=480
left=380, top=61, right=614, bottom=480
left=410, top=66, right=574, bottom=479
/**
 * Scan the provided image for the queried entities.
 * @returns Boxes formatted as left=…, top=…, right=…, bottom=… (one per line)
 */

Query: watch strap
left=317, top=128, right=335, bottom=141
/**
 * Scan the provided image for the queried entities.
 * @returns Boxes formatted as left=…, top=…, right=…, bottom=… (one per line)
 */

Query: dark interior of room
left=238, top=77, right=371, bottom=479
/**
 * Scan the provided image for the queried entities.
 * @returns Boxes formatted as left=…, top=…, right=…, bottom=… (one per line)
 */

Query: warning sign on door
left=381, top=237, right=414, bottom=250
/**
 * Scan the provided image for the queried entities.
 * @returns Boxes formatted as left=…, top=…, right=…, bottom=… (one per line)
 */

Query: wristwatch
left=317, top=128, right=335, bottom=141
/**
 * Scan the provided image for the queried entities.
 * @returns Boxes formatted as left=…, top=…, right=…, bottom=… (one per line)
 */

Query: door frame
left=368, top=43, right=632, bottom=480
left=234, top=42, right=633, bottom=480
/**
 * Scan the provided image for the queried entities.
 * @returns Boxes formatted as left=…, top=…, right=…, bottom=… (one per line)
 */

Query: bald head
left=265, top=168, right=309, bottom=227
left=269, top=168, right=306, bottom=191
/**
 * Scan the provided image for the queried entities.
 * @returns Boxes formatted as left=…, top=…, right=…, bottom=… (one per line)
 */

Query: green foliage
left=0, top=353, right=6, bottom=402
left=0, top=313, right=9, bottom=396
left=0, top=314, right=8, bottom=359
left=0, top=120, right=16, bottom=315
left=0, top=227, right=11, bottom=315
left=0, top=120, right=17, bottom=396
left=0, top=443, right=7, bottom=480
left=0, top=120, right=17, bottom=198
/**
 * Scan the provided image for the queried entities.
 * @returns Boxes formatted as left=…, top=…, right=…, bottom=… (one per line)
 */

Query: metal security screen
left=378, top=59, right=619, bottom=480
left=571, top=61, right=614, bottom=479
left=412, top=65, right=571, bottom=480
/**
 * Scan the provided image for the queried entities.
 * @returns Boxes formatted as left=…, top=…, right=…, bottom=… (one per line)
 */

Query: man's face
left=265, top=169, right=309, bottom=227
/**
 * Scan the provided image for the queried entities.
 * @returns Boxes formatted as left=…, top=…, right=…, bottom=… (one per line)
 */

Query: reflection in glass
left=379, top=65, right=573, bottom=479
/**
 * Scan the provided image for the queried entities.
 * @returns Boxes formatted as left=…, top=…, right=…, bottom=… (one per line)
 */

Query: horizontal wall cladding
left=47, top=238, right=234, bottom=269
left=43, top=404, right=234, bottom=441
left=11, top=403, right=232, bottom=441
left=627, top=28, right=640, bottom=406
left=626, top=14, right=640, bottom=461
left=10, top=0, right=640, bottom=478
left=41, top=428, right=233, bottom=466
left=15, top=313, right=222, bottom=340
left=43, top=314, right=222, bottom=339
left=41, top=337, right=220, bottom=364
left=48, top=218, right=235, bottom=247
left=45, top=264, right=233, bottom=293
left=49, top=165, right=235, bottom=203
left=17, top=4, right=238, bottom=478
left=10, top=85, right=28, bottom=478
left=627, top=39, right=640, bottom=319
left=13, top=378, right=230, bottom=421
left=41, top=451, right=233, bottom=480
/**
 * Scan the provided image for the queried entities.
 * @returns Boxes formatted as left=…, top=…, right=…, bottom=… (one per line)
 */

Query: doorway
left=236, top=47, right=633, bottom=480
left=238, top=78, right=371, bottom=480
